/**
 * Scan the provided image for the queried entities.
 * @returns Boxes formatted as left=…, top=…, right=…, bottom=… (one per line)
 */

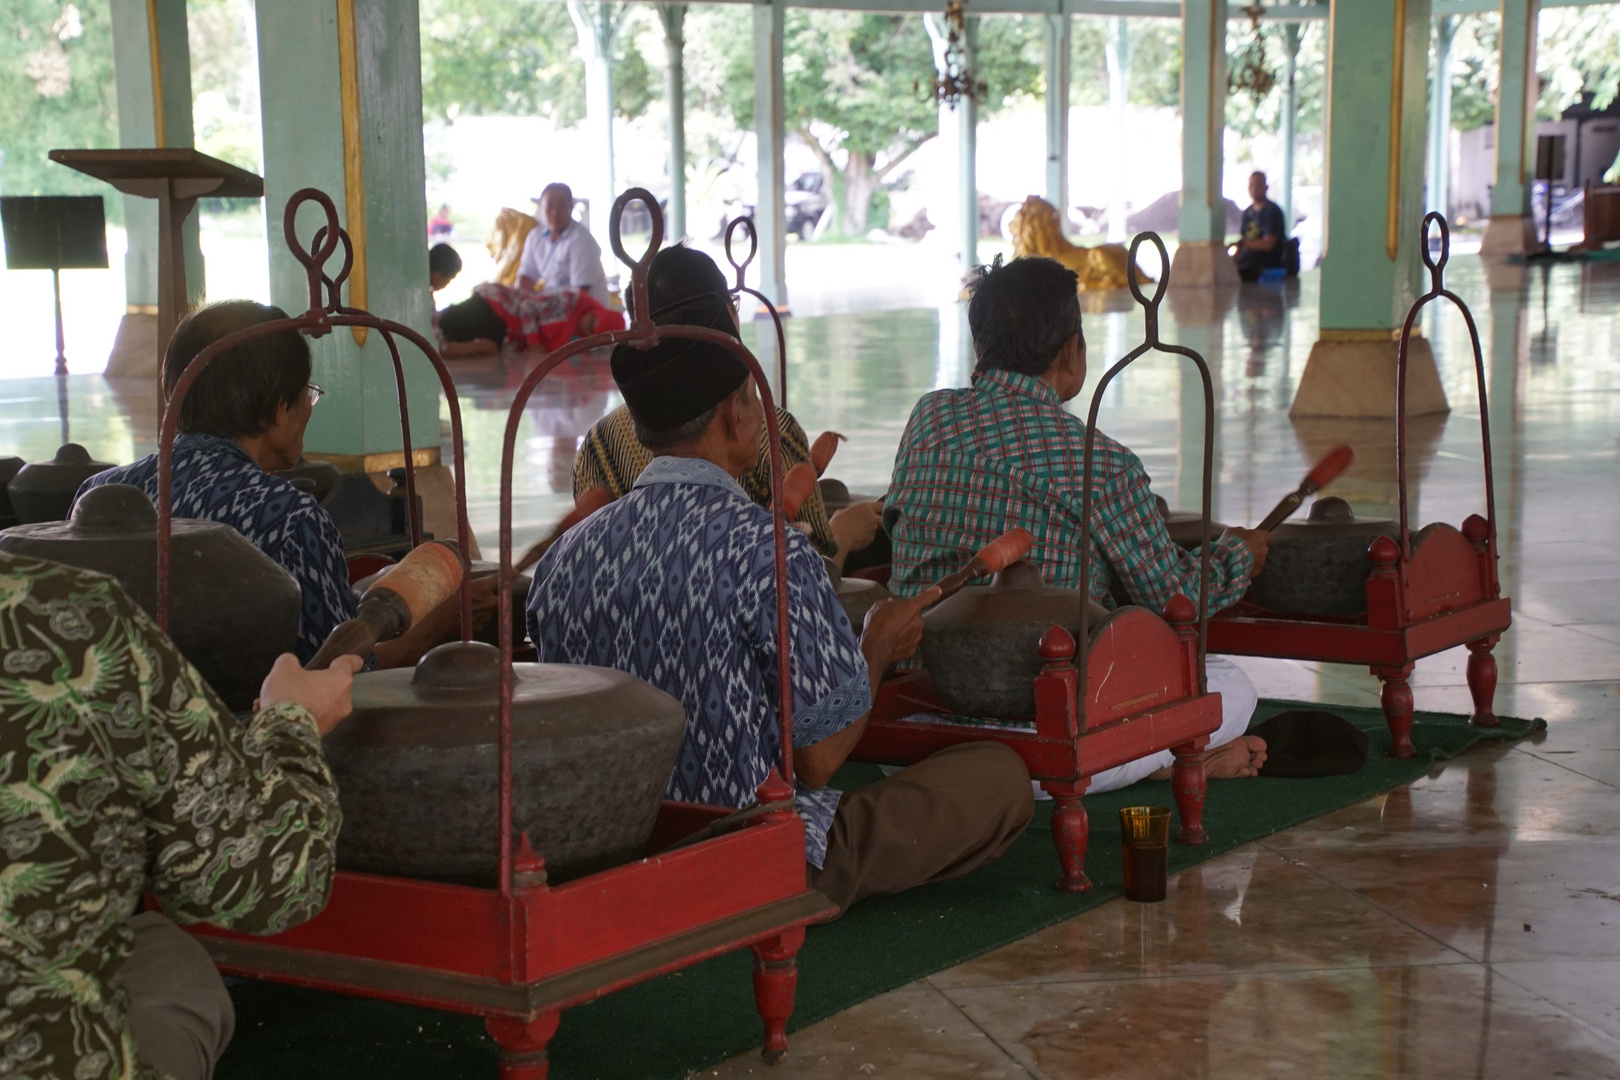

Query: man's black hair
left=429, top=243, right=462, bottom=278
left=965, top=256, right=1084, bottom=378
left=645, top=243, right=730, bottom=315
left=163, top=300, right=311, bottom=439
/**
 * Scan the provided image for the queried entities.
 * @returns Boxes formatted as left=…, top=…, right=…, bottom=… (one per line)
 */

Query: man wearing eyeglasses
left=77, top=301, right=480, bottom=668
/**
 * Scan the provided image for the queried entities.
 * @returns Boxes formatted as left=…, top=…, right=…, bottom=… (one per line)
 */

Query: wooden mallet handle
left=914, top=528, right=1034, bottom=609
left=308, top=540, right=464, bottom=669
left=1257, top=445, right=1354, bottom=532
left=810, top=431, right=845, bottom=476
left=779, top=462, right=818, bottom=520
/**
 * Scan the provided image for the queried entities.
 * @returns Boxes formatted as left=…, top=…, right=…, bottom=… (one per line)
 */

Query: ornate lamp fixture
left=919, top=0, right=986, bottom=111
left=1228, top=4, right=1278, bottom=103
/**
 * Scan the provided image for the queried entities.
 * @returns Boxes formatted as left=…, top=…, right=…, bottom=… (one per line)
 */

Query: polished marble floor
left=1, top=254, right=1617, bottom=1077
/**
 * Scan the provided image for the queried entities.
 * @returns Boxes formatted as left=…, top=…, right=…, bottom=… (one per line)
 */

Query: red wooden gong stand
left=854, top=233, right=1226, bottom=893
left=1207, top=214, right=1512, bottom=759
left=157, top=188, right=835, bottom=1077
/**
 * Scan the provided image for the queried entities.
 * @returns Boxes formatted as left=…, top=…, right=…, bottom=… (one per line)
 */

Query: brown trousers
left=116, top=912, right=235, bottom=1080
left=809, top=741, right=1034, bottom=913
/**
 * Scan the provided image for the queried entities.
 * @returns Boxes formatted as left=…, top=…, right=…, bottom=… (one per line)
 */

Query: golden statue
left=485, top=207, right=540, bottom=287
left=1006, top=196, right=1152, bottom=292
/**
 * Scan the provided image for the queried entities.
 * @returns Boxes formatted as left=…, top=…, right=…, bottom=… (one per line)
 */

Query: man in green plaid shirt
left=886, top=256, right=1271, bottom=787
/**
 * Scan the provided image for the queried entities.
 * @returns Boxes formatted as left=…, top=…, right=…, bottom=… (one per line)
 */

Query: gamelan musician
left=527, top=291, right=1035, bottom=915
left=885, top=256, right=1272, bottom=789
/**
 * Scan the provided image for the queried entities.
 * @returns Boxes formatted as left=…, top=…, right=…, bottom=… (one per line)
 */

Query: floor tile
left=1279, top=840, right=1620, bottom=964
left=1492, top=959, right=1620, bottom=1040
left=943, top=964, right=1620, bottom=1080
left=929, top=849, right=1463, bottom=991
left=1259, top=744, right=1620, bottom=849
left=703, top=983, right=1033, bottom=1080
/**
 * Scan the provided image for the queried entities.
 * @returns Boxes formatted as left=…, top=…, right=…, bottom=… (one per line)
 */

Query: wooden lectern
left=49, top=149, right=262, bottom=387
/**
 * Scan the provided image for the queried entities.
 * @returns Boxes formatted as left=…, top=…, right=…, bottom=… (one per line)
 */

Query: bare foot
left=1202, top=735, right=1268, bottom=779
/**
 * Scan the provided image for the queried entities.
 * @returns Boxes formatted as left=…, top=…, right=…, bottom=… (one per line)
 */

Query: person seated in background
left=885, top=257, right=1272, bottom=790
left=433, top=281, right=625, bottom=358
left=0, top=550, right=360, bottom=1080
left=79, top=301, right=491, bottom=667
left=516, top=182, right=609, bottom=298
left=429, top=242, right=462, bottom=293
left=573, top=244, right=875, bottom=568
left=527, top=292, right=1033, bottom=915
left=429, top=202, right=454, bottom=240
left=1230, top=171, right=1288, bottom=282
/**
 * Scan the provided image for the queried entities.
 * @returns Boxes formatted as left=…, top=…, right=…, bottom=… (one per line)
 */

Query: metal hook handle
left=1126, top=231, right=1170, bottom=314
left=609, top=188, right=664, bottom=326
left=310, top=225, right=355, bottom=312
left=282, top=190, right=344, bottom=316
left=724, top=217, right=759, bottom=289
left=1420, top=210, right=1450, bottom=285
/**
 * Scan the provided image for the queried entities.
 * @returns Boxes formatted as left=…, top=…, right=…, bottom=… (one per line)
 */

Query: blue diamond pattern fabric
left=527, top=455, right=870, bottom=867
left=78, top=433, right=357, bottom=663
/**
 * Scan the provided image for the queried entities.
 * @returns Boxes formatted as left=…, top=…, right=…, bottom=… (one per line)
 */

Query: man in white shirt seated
left=517, top=182, right=610, bottom=299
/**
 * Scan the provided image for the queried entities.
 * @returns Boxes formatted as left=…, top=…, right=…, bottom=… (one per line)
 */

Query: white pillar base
left=1479, top=214, right=1544, bottom=256
left=1169, top=241, right=1241, bottom=288
left=105, top=312, right=159, bottom=379
left=1290, top=334, right=1450, bottom=419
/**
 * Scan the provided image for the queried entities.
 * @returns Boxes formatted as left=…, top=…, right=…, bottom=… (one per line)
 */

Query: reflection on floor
left=3, top=255, right=1618, bottom=1077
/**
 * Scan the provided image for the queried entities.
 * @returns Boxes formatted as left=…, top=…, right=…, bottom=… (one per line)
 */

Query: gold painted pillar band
left=1386, top=0, right=1406, bottom=260
left=145, top=0, right=165, bottom=148
left=336, top=0, right=369, bottom=345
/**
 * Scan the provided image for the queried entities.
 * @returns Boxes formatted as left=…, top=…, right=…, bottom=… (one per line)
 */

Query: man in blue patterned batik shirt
left=81, top=301, right=491, bottom=669
left=887, top=256, right=1271, bottom=791
left=527, top=292, right=1033, bottom=914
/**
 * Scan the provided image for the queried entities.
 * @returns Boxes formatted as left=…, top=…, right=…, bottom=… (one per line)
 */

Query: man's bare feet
left=1202, top=735, right=1268, bottom=779
left=1149, top=735, right=1269, bottom=781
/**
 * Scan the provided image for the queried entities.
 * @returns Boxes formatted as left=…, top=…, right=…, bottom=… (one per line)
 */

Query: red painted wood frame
left=157, top=188, right=835, bottom=1079
left=1206, top=214, right=1512, bottom=759
left=855, top=233, right=1226, bottom=893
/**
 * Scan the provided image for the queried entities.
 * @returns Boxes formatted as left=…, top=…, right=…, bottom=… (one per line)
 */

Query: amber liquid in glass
left=1122, top=843, right=1168, bottom=902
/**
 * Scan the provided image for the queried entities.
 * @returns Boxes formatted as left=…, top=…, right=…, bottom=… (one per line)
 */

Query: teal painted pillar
left=958, top=18, right=979, bottom=274
left=254, top=0, right=438, bottom=464
left=1481, top=0, right=1542, bottom=254
left=106, top=0, right=203, bottom=376
left=1105, top=17, right=1132, bottom=242
left=1292, top=0, right=1447, bottom=418
left=925, top=13, right=978, bottom=276
left=658, top=4, right=688, bottom=241
left=753, top=0, right=788, bottom=310
left=569, top=2, right=627, bottom=251
left=1427, top=15, right=1458, bottom=216
left=1280, top=22, right=1300, bottom=230
left=1171, top=0, right=1238, bottom=286
left=1044, top=14, right=1071, bottom=218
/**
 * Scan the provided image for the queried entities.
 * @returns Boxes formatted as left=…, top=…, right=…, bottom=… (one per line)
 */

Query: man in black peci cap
left=526, top=291, right=1034, bottom=914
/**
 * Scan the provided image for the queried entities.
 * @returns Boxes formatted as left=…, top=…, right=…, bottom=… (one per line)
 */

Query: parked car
left=722, top=171, right=830, bottom=241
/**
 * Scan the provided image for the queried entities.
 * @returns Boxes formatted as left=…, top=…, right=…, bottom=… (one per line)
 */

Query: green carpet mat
left=217, top=699, right=1542, bottom=1080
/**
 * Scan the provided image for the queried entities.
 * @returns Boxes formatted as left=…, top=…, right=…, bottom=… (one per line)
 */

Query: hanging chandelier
left=919, top=0, right=986, bottom=111
left=1228, top=4, right=1278, bottom=103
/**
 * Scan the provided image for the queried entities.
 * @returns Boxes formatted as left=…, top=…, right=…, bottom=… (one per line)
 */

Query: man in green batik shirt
left=0, top=552, right=360, bottom=1080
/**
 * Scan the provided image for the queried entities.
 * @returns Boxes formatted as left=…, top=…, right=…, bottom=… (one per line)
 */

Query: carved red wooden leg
left=1376, top=664, right=1417, bottom=759
left=1043, top=782, right=1091, bottom=893
left=1171, top=743, right=1209, bottom=845
left=486, top=1012, right=560, bottom=1080
left=1466, top=638, right=1500, bottom=728
left=752, top=927, right=805, bottom=1064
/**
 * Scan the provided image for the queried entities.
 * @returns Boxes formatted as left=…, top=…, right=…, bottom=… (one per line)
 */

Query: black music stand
left=1, top=195, right=109, bottom=374
left=49, top=149, right=263, bottom=391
